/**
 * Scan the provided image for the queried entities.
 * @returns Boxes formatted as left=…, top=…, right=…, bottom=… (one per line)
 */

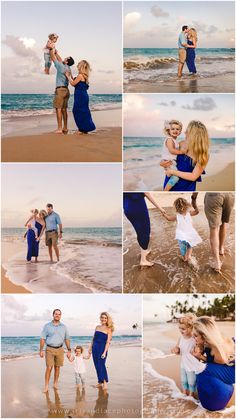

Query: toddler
left=161, top=120, right=185, bottom=191
left=162, top=196, right=202, bottom=263
left=69, top=345, right=90, bottom=388
left=44, top=33, right=58, bottom=74
left=24, top=209, right=39, bottom=239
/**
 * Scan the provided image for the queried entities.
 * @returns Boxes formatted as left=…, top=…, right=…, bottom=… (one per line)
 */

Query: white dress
left=175, top=212, right=202, bottom=247
left=179, top=335, right=206, bottom=374
left=161, top=137, right=179, bottom=162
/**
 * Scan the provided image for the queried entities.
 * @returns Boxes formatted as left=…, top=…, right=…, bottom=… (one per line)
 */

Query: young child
left=43, top=33, right=58, bottom=74
left=171, top=314, right=198, bottom=397
left=161, top=120, right=186, bottom=191
left=24, top=209, right=39, bottom=239
left=162, top=196, right=202, bottom=264
left=69, top=346, right=90, bottom=388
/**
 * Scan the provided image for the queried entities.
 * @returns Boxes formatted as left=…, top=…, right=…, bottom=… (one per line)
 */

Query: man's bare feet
left=219, top=247, right=225, bottom=256
left=62, top=129, right=68, bottom=134
left=54, top=129, right=63, bottom=134
left=53, top=383, right=58, bottom=390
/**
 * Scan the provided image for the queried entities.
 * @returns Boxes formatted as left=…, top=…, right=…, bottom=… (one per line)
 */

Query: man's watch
left=67, top=348, right=71, bottom=351
left=60, top=231, right=63, bottom=234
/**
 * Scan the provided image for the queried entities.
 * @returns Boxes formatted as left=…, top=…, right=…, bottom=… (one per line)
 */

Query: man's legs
left=55, top=109, right=63, bottom=133
left=209, top=226, right=222, bottom=271
left=61, top=109, right=68, bottom=133
left=219, top=223, right=227, bottom=255
left=53, top=244, right=60, bottom=262
left=53, top=366, right=60, bottom=389
left=44, top=366, right=53, bottom=393
left=178, top=62, right=184, bottom=78
left=48, top=244, right=53, bottom=262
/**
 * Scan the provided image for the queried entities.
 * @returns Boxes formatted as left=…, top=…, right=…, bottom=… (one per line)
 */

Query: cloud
left=2, top=296, right=53, bottom=323
left=151, top=5, right=169, bottom=18
left=224, top=124, right=235, bottom=130
left=158, top=101, right=176, bottom=107
left=182, top=97, right=217, bottom=111
left=97, top=70, right=115, bottom=74
left=124, top=12, right=141, bottom=32
left=2, top=35, right=39, bottom=62
left=191, top=21, right=217, bottom=37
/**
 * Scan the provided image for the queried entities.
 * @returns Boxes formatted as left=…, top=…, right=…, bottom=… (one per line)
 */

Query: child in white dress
left=69, top=345, right=90, bottom=388
left=44, top=33, right=58, bottom=74
left=162, top=196, right=202, bottom=263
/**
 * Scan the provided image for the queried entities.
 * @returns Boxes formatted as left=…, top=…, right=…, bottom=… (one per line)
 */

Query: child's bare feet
left=210, top=260, right=222, bottom=272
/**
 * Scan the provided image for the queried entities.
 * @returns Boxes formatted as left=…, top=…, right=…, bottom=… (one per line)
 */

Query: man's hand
left=58, top=232, right=62, bottom=240
left=66, top=351, right=71, bottom=360
left=39, top=350, right=44, bottom=358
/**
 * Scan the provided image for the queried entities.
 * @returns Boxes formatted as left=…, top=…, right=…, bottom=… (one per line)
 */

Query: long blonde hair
left=77, top=60, right=91, bottom=83
left=186, top=120, right=210, bottom=168
left=193, top=316, right=233, bottom=365
left=100, top=311, right=114, bottom=333
left=188, top=28, right=198, bottom=42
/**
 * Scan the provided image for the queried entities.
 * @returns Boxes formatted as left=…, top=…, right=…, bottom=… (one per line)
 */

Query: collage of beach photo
left=1, top=1, right=235, bottom=419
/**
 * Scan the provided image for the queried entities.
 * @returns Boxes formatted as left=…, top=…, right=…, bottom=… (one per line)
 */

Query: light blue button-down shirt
left=178, top=32, right=187, bottom=49
left=41, top=321, right=70, bottom=347
left=45, top=211, right=62, bottom=231
left=54, top=60, right=70, bottom=87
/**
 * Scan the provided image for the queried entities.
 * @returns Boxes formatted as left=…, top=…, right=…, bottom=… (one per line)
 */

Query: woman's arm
left=144, top=192, right=166, bottom=214
left=102, top=331, right=112, bottom=358
left=88, top=328, right=97, bottom=354
left=37, top=222, right=46, bottom=241
left=65, top=72, right=83, bottom=86
left=24, top=215, right=33, bottom=227
left=166, top=163, right=204, bottom=182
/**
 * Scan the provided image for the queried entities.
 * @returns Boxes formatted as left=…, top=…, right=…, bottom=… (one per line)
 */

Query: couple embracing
left=178, top=25, right=198, bottom=78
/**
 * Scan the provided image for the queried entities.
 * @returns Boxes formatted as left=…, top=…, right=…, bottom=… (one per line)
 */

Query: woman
left=65, top=60, right=96, bottom=135
left=192, top=316, right=235, bottom=411
left=25, top=209, right=46, bottom=263
left=186, top=28, right=198, bottom=75
left=123, top=193, right=166, bottom=266
left=88, top=312, right=114, bottom=390
left=162, top=120, right=210, bottom=191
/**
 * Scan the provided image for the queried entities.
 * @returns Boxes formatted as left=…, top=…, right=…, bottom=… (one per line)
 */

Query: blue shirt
left=54, top=60, right=70, bottom=87
left=178, top=32, right=187, bottom=49
left=45, top=211, right=62, bottom=231
left=41, top=321, right=70, bottom=346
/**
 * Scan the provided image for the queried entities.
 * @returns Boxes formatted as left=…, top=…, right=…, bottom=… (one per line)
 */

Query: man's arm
left=50, top=49, right=62, bottom=63
left=40, top=338, right=45, bottom=357
left=65, top=339, right=72, bottom=359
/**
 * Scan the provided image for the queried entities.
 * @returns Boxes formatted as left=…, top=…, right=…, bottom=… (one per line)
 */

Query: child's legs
left=180, top=368, right=189, bottom=392
left=178, top=240, right=188, bottom=257
left=186, top=371, right=197, bottom=393
left=79, top=373, right=86, bottom=387
left=164, top=161, right=179, bottom=191
left=75, top=372, right=81, bottom=385
left=44, top=53, right=52, bottom=69
left=185, top=244, right=192, bottom=260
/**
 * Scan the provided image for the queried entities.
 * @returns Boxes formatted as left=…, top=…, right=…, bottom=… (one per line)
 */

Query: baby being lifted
left=43, top=33, right=58, bottom=74
left=161, top=120, right=186, bottom=191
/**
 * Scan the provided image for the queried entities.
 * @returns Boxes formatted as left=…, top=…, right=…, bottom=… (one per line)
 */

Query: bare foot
left=74, top=130, right=83, bottom=135
left=210, top=261, right=222, bottom=273
left=43, top=387, right=49, bottom=393
left=26, top=261, right=32, bottom=264
left=62, top=129, right=68, bottom=134
left=54, top=129, right=63, bottom=134
left=102, top=382, right=108, bottom=390
left=53, top=383, right=58, bottom=390
left=95, top=383, right=102, bottom=388
left=219, top=247, right=225, bottom=256
left=140, top=260, right=154, bottom=267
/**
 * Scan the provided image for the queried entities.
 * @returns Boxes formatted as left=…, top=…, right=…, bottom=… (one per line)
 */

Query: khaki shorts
left=178, top=49, right=186, bottom=64
left=53, top=87, right=70, bottom=109
left=204, top=193, right=234, bottom=228
left=45, top=231, right=58, bottom=247
left=46, top=346, right=64, bottom=367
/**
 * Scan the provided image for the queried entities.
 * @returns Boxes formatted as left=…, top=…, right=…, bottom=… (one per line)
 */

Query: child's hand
left=101, top=352, right=106, bottom=359
left=171, top=346, right=180, bottom=355
left=160, top=209, right=166, bottom=216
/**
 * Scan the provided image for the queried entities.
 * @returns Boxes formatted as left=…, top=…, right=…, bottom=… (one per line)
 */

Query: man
left=178, top=25, right=189, bottom=78
left=45, top=203, right=62, bottom=262
left=204, top=193, right=234, bottom=272
left=40, top=309, right=71, bottom=393
left=50, top=49, right=74, bottom=134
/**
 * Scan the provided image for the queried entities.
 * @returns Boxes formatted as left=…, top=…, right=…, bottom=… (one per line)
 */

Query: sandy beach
left=123, top=193, right=235, bottom=293
left=124, top=73, right=235, bottom=94
left=1, top=345, right=142, bottom=418
left=198, top=163, right=235, bottom=192
left=2, top=109, right=122, bottom=162
left=143, top=321, right=235, bottom=418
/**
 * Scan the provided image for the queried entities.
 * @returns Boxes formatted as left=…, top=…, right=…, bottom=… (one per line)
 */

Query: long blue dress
left=163, top=154, right=205, bottom=191
left=73, top=81, right=96, bottom=133
left=186, top=40, right=197, bottom=73
left=123, top=193, right=150, bottom=250
left=26, top=221, right=42, bottom=261
left=92, top=331, right=109, bottom=384
left=196, top=342, right=235, bottom=411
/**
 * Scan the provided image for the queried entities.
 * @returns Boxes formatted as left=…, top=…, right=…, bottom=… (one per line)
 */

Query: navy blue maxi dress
left=92, top=331, right=109, bottom=384
left=196, top=341, right=235, bottom=411
left=186, top=40, right=197, bottom=74
left=73, top=81, right=96, bottom=133
left=163, top=154, right=205, bottom=191
left=26, top=221, right=42, bottom=261
left=123, top=193, right=150, bottom=250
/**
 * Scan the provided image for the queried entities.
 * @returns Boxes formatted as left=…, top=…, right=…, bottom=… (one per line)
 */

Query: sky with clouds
left=143, top=294, right=230, bottom=322
left=2, top=1, right=122, bottom=94
left=1, top=294, right=142, bottom=336
left=2, top=164, right=122, bottom=228
left=124, top=93, right=235, bottom=137
left=124, top=1, right=235, bottom=48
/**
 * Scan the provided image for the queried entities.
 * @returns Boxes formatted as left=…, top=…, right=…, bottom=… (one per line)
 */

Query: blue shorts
left=44, top=53, right=52, bottom=69
left=180, top=368, right=196, bottom=392
left=178, top=240, right=191, bottom=257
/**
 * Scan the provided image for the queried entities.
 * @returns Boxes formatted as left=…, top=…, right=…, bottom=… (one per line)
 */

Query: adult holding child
left=24, top=209, right=46, bottom=263
left=88, top=312, right=114, bottom=390
left=65, top=60, right=96, bottom=135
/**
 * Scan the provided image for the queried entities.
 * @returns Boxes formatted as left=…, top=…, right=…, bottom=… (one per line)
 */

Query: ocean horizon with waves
left=2, top=227, right=122, bottom=293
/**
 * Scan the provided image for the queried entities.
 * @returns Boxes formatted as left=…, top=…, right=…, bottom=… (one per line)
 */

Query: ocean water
left=1, top=94, right=122, bottom=119
left=123, top=48, right=235, bottom=83
left=1, top=335, right=142, bottom=361
left=2, top=227, right=122, bottom=293
left=123, top=137, right=235, bottom=190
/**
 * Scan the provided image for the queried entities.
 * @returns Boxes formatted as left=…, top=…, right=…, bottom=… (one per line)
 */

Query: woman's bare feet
left=140, top=249, right=154, bottom=267
left=95, top=383, right=103, bottom=388
left=102, top=381, right=108, bottom=390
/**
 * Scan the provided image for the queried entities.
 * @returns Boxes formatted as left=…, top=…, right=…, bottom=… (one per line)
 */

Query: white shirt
left=179, top=335, right=206, bottom=374
left=175, top=212, right=202, bottom=247
left=162, top=137, right=179, bottom=161
left=72, top=355, right=86, bottom=374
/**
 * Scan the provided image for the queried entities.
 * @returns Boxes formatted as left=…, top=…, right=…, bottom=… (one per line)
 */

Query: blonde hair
left=77, top=60, right=91, bottom=82
left=48, top=33, right=58, bottom=41
left=193, top=316, right=233, bottom=365
left=31, top=208, right=39, bottom=215
left=100, top=312, right=114, bottom=332
left=188, top=28, right=198, bottom=42
left=186, top=120, right=210, bottom=168
left=39, top=210, right=47, bottom=219
left=174, top=197, right=190, bottom=214
left=164, top=120, right=183, bottom=136
left=179, top=313, right=196, bottom=329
